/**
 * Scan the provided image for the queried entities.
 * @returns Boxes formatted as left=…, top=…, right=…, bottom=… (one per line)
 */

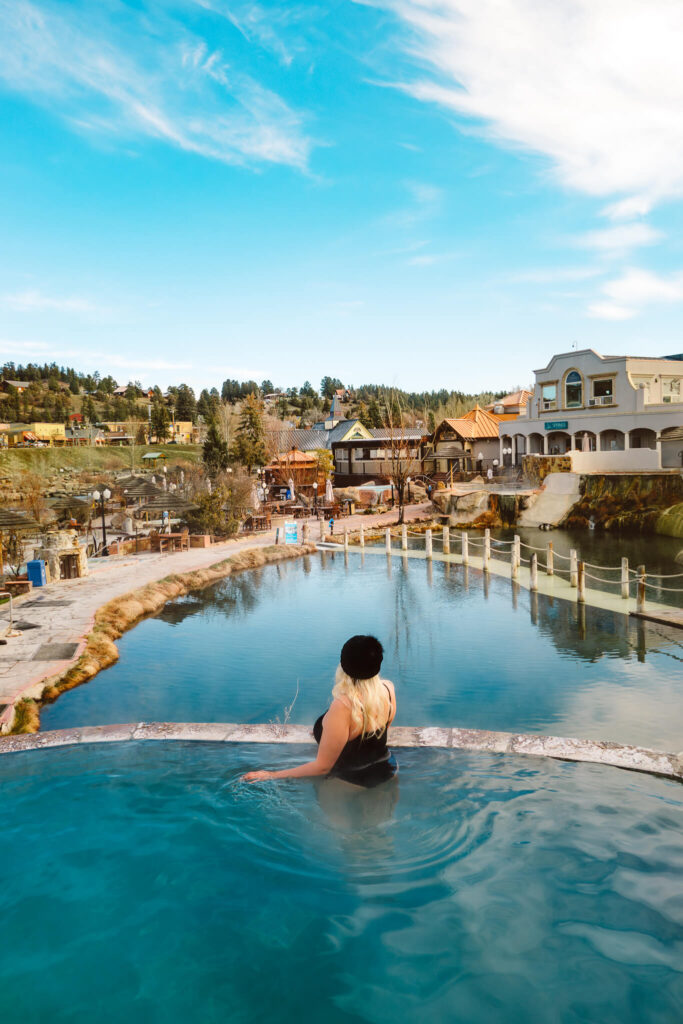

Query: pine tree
left=151, top=401, right=170, bottom=442
left=230, top=394, right=267, bottom=472
left=202, top=419, right=230, bottom=479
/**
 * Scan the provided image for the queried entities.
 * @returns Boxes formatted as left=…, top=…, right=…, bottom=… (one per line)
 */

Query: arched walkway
left=546, top=431, right=571, bottom=455
left=526, top=432, right=544, bottom=455
left=628, top=427, right=657, bottom=450
left=599, top=429, right=625, bottom=452
left=573, top=430, right=596, bottom=452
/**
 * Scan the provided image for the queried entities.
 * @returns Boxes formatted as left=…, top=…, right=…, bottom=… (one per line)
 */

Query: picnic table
left=243, top=514, right=271, bottom=533
left=157, top=532, right=190, bottom=554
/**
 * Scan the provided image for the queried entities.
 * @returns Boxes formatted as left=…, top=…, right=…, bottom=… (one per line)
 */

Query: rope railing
left=346, top=526, right=682, bottom=612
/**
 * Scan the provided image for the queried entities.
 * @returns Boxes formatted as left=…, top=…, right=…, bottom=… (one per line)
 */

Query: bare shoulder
left=382, top=678, right=396, bottom=699
left=328, top=696, right=352, bottom=718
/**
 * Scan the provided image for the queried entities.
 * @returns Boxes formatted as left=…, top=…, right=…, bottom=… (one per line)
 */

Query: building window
left=593, top=378, right=613, bottom=399
left=541, top=383, right=557, bottom=409
left=565, top=371, right=582, bottom=408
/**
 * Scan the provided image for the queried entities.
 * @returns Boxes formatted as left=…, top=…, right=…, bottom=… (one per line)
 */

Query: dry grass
left=11, top=698, right=41, bottom=733
left=17, top=543, right=317, bottom=732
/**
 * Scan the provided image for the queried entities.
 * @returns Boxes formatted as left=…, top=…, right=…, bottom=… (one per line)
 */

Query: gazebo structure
left=0, top=509, right=41, bottom=581
left=137, top=495, right=198, bottom=523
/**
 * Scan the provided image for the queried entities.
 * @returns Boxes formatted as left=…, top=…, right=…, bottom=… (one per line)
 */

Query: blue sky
left=1, top=0, right=682, bottom=394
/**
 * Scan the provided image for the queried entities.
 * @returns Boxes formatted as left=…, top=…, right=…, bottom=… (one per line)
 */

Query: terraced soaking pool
left=43, top=549, right=683, bottom=751
left=2, top=743, right=682, bottom=1023
left=8, top=550, right=683, bottom=1022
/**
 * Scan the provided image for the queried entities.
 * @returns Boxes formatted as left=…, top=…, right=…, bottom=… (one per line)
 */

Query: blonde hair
left=332, top=665, right=391, bottom=738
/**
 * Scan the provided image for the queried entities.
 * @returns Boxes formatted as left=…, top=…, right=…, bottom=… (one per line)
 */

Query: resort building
left=269, top=419, right=371, bottom=455
left=485, top=389, right=533, bottom=417
left=4, top=422, right=66, bottom=446
left=422, top=407, right=503, bottom=479
left=504, top=349, right=683, bottom=470
left=332, top=428, right=424, bottom=486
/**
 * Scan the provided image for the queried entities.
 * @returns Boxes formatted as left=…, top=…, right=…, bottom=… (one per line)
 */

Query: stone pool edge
left=10, top=543, right=318, bottom=735
left=0, top=721, right=681, bottom=783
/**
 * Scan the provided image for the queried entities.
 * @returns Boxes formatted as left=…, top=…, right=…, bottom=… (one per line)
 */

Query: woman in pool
left=243, top=635, right=397, bottom=788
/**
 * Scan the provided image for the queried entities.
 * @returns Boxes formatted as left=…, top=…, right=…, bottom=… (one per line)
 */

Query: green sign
left=544, top=421, right=568, bottom=431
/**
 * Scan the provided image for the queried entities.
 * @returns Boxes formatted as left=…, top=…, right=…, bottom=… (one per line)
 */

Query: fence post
left=577, top=560, right=586, bottom=603
left=546, top=541, right=553, bottom=576
left=570, top=549, right=578, bottom=587
left=344, top=529, right=348, bottom=552
left=319, top=518, right=325, bottom=542
left=442, top=525, right=450, bottom=554
left=385, top=528, right=392, bottom=555
left=425, top=529, right=433, bottom=560
left=637, top=564, right=646, bottom=613
left=530, top=552, right=538, bottom=591
left=512, top=535, right=520, bottom=580
left=401, top=524, right=408, bottom=551
left=621, top=557, right=629, bottom=600
left=461, top=532, right=469, bottom=565
left=302, top=522, right=309, bottom=544
left=483, top=529, right=490, bottom=572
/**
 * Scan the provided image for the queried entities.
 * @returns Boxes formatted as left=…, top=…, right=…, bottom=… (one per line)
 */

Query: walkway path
left=0, top=501, right=435, bottom=731
left=0, top=531, right=279, bottom=729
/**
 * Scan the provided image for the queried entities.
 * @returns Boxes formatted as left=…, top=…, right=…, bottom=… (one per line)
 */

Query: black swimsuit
left=313, top=683, right=398, bottom=788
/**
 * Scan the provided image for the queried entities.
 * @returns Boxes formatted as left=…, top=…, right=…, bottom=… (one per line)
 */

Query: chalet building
left=422, top=407, right=502, bottom=478
left=270, top=419, right=370, bottom=455
left=505, top=349, right=683, bottom=470
left=333, top=428, right=424, bottom=486
left=0, top=380, right=28, bottom=394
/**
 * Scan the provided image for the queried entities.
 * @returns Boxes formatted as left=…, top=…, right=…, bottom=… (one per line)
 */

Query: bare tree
left=382, top=391, right=422, bottom=525
left=19, top=472, right=47, bottom=524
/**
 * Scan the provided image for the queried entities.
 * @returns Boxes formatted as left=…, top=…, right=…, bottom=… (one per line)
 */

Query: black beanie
left=340, top=635, right=383, bottom=681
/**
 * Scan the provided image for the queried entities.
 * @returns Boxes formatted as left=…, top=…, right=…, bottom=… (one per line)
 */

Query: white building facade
left=502, top=349, right=683, bottom=470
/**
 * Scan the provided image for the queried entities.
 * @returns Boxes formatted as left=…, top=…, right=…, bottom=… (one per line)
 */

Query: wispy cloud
left=195, top=1, right=317, bottom=68
left=511, top=266, right=605, bottom=285
left=0, top=0, right=314, bottom=170
left=368, top=1, right=683, bottom=215
left=407, top=251, right=456, bottom=266
left=588, top=267, right=683, bottom=320
left=575, top=223, right=663, bottom=253
left=1, top=289, right=101, bottom=314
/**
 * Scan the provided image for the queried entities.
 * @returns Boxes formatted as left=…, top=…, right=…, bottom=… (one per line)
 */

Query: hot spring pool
left=7, top=549, right=683, bottom=1021
left=2, top=742, right=682, bottom=1024
left=42, top=550, right=683, bottom=752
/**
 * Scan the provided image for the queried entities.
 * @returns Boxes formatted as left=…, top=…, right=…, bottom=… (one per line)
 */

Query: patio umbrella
left=251, top=485, right=260, bottom=509
left=582, top=433, right=591, bottom=452
left=325, top=478, right=334, bottom=503
left=288, top=476, right=296, bottom=502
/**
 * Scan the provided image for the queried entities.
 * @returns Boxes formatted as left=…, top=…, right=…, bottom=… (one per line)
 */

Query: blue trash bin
left=26, top=559, right=47, bottom=587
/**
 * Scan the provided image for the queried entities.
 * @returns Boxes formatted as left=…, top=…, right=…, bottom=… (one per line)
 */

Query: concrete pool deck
left=0, top=721, right=680, bottom=782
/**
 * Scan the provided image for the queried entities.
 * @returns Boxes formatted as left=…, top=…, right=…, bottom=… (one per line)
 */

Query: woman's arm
left=242, top=701, right=350, bottom=782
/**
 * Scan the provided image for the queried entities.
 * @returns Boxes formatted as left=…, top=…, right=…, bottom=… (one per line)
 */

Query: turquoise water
left=43, top=551, right=683, bottom=751
left=1, top=743, right=681, bottom=1024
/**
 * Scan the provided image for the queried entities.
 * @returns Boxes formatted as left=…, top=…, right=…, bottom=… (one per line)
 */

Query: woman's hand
left=242, top=769, right=278, bottom=783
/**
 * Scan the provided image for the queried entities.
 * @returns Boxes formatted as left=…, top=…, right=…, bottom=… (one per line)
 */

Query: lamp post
left=406, top=476, right=411, bottom=503
left=92, top=487, right=111, bottom=556
left=313, top=480, right=318, bottom=510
